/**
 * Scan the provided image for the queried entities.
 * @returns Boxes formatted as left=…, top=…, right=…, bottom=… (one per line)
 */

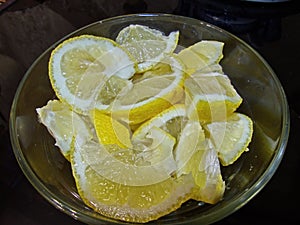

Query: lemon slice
left=186, top=140, right=225, bottom=204
left=70, top=139, right=194, bottom=223
left=92, top=108, right=179, bottom=186
left=116, top=24, right=179, bottom=72
left=98, top=75, right=133, bottom=105
left=132, top=105, right=202, bottom=175
left=185, top=72, right=243, bottom=123
left=108, top=56, right=185, bottom=125
left=177, top=40, right=224, bottom=75
left=204, top=112, right=254, bottom=166
left=49, top=35, right=136, bottom=114
left=36, top=100, right=93, bottom=160
left=92, top=111, right=178, bottom=185
left=132, top=104, right=190, bottom=175
left=93, top=110, right=132, bottom=148
left=84, top=128, right=177, bottom=186
left=132, top=104, right=187, bottom=141
left=174, top=120, right=206, bottom=177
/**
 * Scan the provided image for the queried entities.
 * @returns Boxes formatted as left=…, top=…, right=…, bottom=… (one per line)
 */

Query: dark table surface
left=1, top=0, right=300, bottom=224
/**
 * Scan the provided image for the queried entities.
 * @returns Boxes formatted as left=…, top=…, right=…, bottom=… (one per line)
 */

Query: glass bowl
left=9, top=14, right=289, bottom=224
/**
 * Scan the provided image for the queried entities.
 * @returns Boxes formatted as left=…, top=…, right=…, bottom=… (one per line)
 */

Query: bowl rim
left=9, top=13, right=290, bottom=225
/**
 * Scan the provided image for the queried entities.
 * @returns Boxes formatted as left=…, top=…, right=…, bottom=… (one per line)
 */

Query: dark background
left=1, top=0, right=300, bottom=224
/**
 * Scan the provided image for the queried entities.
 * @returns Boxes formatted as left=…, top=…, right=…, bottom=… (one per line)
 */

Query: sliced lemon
left=185, top=72, right=243, bottom=123
left=133, top=126, right=177, bottom=175
left=107, top=56, right=185, bottom=125
left=132, top=104, right=224, bottom=204
left=92, top=110, right=132, bottom=148
left=132, top=104, right=187, bottom=141
left=204, top=112, right=254, bottom=166
left=198, top=63, right=224, bottom=74
left=116, top=24, right=179, bottom=72
left=97, top=75, right=133, bottom=105
left=188, top=40, right=224, bottom=63
left=70, top=137, right=194, bottom=223
left=38, top=28, right=255, bottom=221
left=174, top=120, right=206, bottom=177
left=132, top=59, right=176, bottom=82
left=173, top=121, right=224, bottom=204
left=36, top=99, right=93, bottom=160
left=177, top=40, right=224, bottom=75
left=84, top=127, right=177, bottom=186
left=185, top=140, right=225, bottom=204
left=48, top=35, right=136, bottom=114
left=132, top=104, right=189, bottom=175
left=132, top=104, right=201, bottom=175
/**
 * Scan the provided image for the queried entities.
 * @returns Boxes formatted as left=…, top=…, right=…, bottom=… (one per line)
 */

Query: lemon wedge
left=36, top=99, right=93, bottom=160
left=177, top=40, right=224, bottom=75
left=116, top=24, right=179, bottom=72
left=204, top=112, right=253, bottom=166
left=186, top=140, right=225, bottom=204
left=93, top=110, right=132, bottom=148
left=70, top=136, right=193, bottom=222
left=132, top=104, right=187, bottom=141
left=107, top=56, right=185, bottom=125
left=174, top=120, right=206, bottom=176
left=185, top=72, right=243, bottom=123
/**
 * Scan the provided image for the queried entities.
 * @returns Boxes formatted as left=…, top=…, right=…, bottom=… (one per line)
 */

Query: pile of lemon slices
left=36, top=24, right=253, bottom=223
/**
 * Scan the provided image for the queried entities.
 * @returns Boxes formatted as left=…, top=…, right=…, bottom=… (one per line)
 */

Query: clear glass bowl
left=9, top=14, right=289, bottom=224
